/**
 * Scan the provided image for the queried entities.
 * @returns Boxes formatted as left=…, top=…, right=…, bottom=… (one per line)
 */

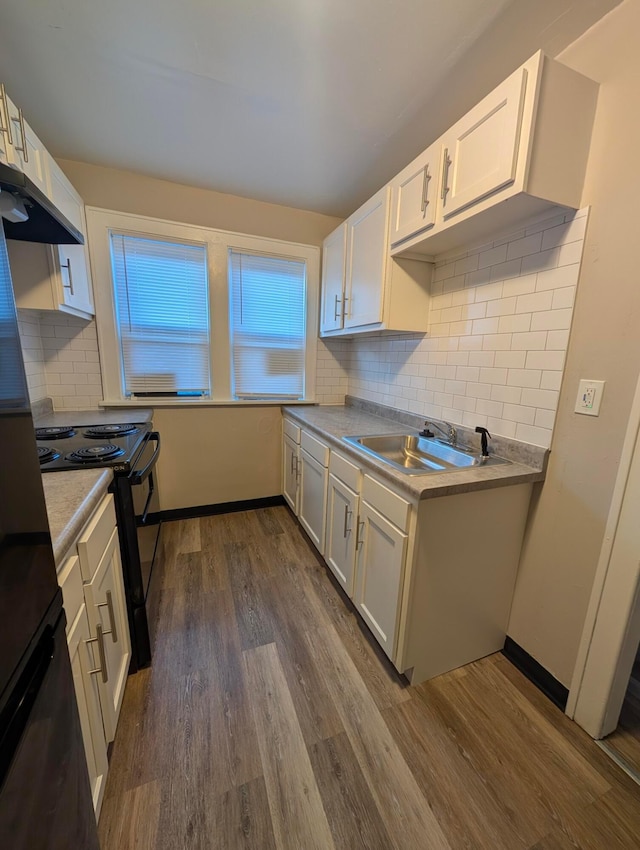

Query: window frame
left=86, top=207, right=319, bottom=406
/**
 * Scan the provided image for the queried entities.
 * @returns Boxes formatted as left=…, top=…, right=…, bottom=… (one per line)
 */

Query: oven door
left=131, top=432, right=161, bottom=601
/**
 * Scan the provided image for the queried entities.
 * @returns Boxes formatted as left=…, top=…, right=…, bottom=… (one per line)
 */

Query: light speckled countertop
left=35, top=408, right=153, bottom=428
left=283, top=404, right=547, bottom=501
left=42, top=469, right=113, bottom=567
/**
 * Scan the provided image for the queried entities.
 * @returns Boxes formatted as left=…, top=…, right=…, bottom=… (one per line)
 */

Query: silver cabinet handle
left=0, top=84, right=12, bottom=144
left=60, top=258, right=74, bottom=295
left=97, top=590, right=118, bottom=644
left=12, top=108, right=28, bottom=162
left=421, top=165, right=432, bottom=214
left=343, top=505, right=352, bottom=538
left=342, top=295, right=349, bottom=319
left=441, top=147, right=451, bottom=206
left=355, top=518, right=365, bottom=550
left=86, top=624, right=108, bottom=684
left=290, top=451, right=296, bottom=475
left=334, top=294, right=342, bottom=321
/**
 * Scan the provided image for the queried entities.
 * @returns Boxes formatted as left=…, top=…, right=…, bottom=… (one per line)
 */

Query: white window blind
left=110, top=233, right=210, bottom=397
left=229, top=251, right=306, bottom=399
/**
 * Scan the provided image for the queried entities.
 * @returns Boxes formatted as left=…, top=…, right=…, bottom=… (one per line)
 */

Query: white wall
left=506, top=0, right=640, bottom=686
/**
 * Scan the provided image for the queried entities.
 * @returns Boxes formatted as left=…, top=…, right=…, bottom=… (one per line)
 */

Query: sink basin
left=342, top=433, right=510, bottom=475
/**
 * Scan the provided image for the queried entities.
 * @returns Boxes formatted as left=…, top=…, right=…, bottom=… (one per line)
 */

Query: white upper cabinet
left=389, top=141, right=440, bottom=247
left=320, top=222, right=347, bottom=334
left=390, top=51, right=598, bottom=258
left=4, top=91, right=50, bottom=196
left=344, top=187, right=388, bottom=329
left=439, top=66, right=526, bottom=220
left=320, top=187, right=432, bottom=338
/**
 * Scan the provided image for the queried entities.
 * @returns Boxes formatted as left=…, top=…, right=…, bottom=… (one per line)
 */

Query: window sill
left=99, top=398, right=319, bottom=409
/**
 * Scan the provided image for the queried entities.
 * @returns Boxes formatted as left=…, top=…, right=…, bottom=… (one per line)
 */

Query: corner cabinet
left=390, top=50, right=599, bottom=257
left=320, top=187, right=432, bottom=337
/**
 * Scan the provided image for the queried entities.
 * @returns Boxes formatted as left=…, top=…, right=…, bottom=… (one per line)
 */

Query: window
left=229, top=251, right=306, bottom=400
left=87, top=209, right=319, bottom=405
left=111, top=234, right=210, bottom=397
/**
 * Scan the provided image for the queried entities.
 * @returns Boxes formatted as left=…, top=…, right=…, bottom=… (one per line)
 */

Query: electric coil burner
left=65, top=444, right=125, bottom=464
left=37, top=446, right=60, bottom=464
left=83, top=424, right=139, bottom=438
left=35, top=426, right=75, bottom=440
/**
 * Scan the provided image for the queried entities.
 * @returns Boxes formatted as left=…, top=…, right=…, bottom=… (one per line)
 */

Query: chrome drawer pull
left=97, top=590, right=118, bottom=643
left=86, top=624, right=108, bottom=684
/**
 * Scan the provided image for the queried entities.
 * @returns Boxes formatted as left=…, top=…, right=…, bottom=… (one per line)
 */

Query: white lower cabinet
left=66, top=599, right=109, bottom=817
left=299, top=448, right=328, bottom=554
left=354, top=500, right=407, bottom=660
left=282, top=418, right=534, bottom=683
left=82, top=526, right=131, bottom=743
left=325, top=473, right=359, bottom=596
left=57, top=493, right=132, bottom=820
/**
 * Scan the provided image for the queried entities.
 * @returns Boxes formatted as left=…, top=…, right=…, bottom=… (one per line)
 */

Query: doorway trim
left=567, top=371, right=640, bottom=737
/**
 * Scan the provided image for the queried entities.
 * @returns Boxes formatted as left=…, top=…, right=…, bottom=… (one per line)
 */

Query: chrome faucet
left=423, top=420, right=457, bottom=446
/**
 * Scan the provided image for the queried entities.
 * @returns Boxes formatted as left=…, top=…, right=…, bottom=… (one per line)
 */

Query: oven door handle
left=139, top=471, right=155, bottom=526
left=129, top=431, right=160, bottom=486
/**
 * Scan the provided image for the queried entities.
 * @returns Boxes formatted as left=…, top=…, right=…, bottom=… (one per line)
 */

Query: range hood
left=0, top=163, right=83, bottom=245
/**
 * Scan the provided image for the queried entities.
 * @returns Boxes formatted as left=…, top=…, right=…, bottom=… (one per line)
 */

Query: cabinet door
left=439, top=66, right=527, bottom=220
left=325, top=474, right=358, bottom=596
left=298, top=448, right=328, bottom=555
left=354, top=501, right=407, bottom=660
left=47, top=154, right=84, bottom=231
left=52, top=227, right=94, bottom=317
left=320, top=222, right=347, bottom=334
left=0, top=85, right=10, bottom=166
left=344, top=186, right=389, bottom=329
left=283, top=434, right=300, bottom=514
left=67, top=604, right=108, bottom=817
left=84, top=527, right=131, bottom=742
left=390, top=143, right=439, bottom=246
left=6, top=95, right=49, bottom=196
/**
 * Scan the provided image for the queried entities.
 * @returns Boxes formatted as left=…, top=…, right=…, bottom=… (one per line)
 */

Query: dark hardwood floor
left=98, top=506, right=640, bottom=849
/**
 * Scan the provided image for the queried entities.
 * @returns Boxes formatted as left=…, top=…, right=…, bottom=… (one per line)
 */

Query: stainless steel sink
left=342, top=433, right=510, bottom=475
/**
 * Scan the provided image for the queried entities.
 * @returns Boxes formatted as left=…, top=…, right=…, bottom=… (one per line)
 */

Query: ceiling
left=0, top=0, right=622, bottom=217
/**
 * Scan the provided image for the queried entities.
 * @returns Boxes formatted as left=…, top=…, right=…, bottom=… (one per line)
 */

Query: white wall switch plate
left=575, top=379, right=605, bottom=416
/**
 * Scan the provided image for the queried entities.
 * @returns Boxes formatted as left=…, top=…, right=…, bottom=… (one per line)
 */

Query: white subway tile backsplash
left=541, top=371, right=563, bottom=391
left=521, top=388, right=559, bottom=410
left=507, top=369, right=542, bottom=389
left=486, top=297, right=517, bottom=317
left=478, top=244, right=508, bottom=269
left=472, top=317, right=500, bottom=335
left=506, top=232, right=543, bottom=260
left=530, top=308, right=573, bottom=331
left=552, top=287, right=576, bottom=310
left=346, top=208, right=588, bottom=450
left=494, top=351, right=526, bottom=369
left=525, top=350, right=566, bottom=371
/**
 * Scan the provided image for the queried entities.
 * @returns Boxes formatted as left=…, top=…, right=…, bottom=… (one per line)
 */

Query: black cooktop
left=37, top=422, right=150, bottom=473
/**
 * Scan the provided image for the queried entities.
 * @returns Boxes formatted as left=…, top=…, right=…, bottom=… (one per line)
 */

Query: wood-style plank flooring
left=99, top=506, right=640, bottom=849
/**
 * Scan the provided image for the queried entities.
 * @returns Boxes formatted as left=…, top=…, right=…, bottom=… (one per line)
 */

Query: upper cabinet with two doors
left=320, top=186, right=432, bottom=337
left=390, top=50, right=599, bottom=257
left=0, top=81, right=95, bottom=318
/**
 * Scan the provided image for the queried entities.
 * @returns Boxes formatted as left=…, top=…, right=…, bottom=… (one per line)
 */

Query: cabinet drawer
left=362, top=474, right=411, bottom=532
left=77, top=494, right=116, bottom=582
left=283, top=417, right=301, bottom=444
left=329, top=450, right=360, bottom=492
left=58, top=554, right=84, bottom=629
left=301, top=430, right=329, bottom=467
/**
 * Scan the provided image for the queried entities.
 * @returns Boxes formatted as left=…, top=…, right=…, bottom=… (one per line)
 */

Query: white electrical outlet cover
left=575, top=379, right=605, bottom=416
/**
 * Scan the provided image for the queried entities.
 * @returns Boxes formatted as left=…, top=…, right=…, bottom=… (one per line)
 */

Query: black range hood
left=0, top=163, right=83, bottom=245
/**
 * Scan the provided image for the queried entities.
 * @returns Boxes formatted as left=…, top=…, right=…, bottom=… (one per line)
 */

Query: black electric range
left=36, top=422, right=150, bottom=472
left=36, top=420, right=162, bottom=671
